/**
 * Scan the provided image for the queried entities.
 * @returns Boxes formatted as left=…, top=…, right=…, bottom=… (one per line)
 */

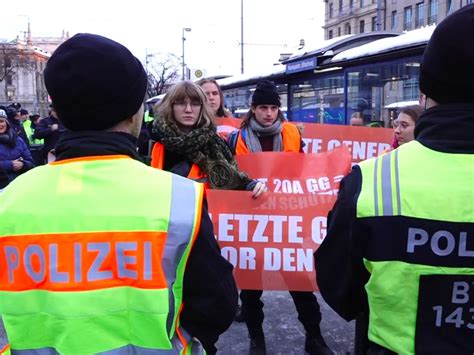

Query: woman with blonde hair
left=150, top=80, right=266, bottom=194
left=150, top=81, right=265, bottom=355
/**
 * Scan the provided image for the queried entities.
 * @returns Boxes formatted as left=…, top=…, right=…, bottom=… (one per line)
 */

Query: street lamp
left=182, top=27, right=192, bottom=81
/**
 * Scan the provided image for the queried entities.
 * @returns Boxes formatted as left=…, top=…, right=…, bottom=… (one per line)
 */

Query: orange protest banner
left=214, top=118, right=393, bottom=163
left=207, top=148, right=352, bottom=291
left=235, top=147, right=351, bottom=196
left=208, top=191, right=335, bottom=291
left=300, top=124, right=392, bottom=162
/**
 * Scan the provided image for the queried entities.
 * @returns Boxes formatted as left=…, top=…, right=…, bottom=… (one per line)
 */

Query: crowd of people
left=0, top=102, right=68, bottom=190
left=0, top=4, right=473, bottom=355
left=0, top=108, right=35, bottom=189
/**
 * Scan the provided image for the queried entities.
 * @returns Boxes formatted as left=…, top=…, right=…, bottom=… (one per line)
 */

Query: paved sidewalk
left=217, top=291, right=354, bottom=354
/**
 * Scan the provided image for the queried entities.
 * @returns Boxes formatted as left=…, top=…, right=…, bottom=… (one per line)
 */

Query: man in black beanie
left=228, top=80, right=334, bottom=355
left=5, top=105, right=30, bottom=148
left=34, top=105, right=66, bottom=163
left=315, top=5, right=474, bottom=355
left=251, top=80, right=281, bottom=108
left=0, top=33, right=237, bottom=355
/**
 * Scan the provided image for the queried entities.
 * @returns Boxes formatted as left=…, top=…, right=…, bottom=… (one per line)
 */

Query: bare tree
left=0, top=40, right=38, bottom=101
left=0, top=40, right=36, bottom=82
left=146, top=53, right=180, bottom=98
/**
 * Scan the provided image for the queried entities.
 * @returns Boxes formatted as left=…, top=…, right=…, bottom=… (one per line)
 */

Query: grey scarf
left=243, top=118, right=283, bottom=152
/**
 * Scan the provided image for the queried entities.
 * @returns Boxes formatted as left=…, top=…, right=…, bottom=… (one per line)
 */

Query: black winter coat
left=314, top=104, right=474, bottom=353
left=0, top=130, right=35, bottom=187
left=34, top=115, right=67, bottom=155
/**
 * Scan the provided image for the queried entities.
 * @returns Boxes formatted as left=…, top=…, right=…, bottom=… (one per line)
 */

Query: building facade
left=0, top=26, right=67, bottom=116
left=385, top=0, right=468, bottom=33
left=323, top=0, right=384, bottom=39
left=323, top=0, right=473, bottom=39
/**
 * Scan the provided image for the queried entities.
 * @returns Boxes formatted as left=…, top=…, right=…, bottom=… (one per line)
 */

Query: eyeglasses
left=173, top=100, right=202, bottom=110
left=392, top=121, right=411, bottom=129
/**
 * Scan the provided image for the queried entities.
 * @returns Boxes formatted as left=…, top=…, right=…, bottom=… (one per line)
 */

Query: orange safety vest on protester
left=234, top=121, right=301, bottom=155
left=151, top=142, right=209, bottom=189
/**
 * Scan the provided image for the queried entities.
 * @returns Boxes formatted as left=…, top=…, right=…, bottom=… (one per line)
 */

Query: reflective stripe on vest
left=0, top=156, right=205, bottom=354
left=5, top=336, right=205, bottom=355
left=0, top=344, right=9, bottom=355
left=358, top=141, right=474, bottom=221
left=235, top=121, right=301, bottom=154
left=363, top=148, right=402, bottom=217
left=151, top=142, right=209, bottom=187
left=356, top=141, right=474, bottom=354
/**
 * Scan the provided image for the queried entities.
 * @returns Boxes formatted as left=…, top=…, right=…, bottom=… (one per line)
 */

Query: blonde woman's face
left=172, top=96, right=202, bottom=132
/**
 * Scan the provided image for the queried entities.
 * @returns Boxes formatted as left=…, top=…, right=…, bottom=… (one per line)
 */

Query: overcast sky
left=2, top=0, right=325, bottom=77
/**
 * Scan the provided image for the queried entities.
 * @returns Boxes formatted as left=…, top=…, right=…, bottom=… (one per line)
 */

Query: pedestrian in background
left=197, top=78, right=232, bottom=118
left=315, top=5, right=474, bottom=354
left=23, top=113, right=43, bottom=144
left=393, top=105, right=423, bottom=147
left=228, top=80, right=334, bottom=355
left=4, top=104, right=30, bottom=148
left=34, top=104, right=66, bottom=162
left=382, top=105, right=423, bottom=155
left=0, top=109, right=34, bottom=189
left=0, top=33, right=237, bottom=355
left=19, top=108, right=29, bottom=122
left=349, top=112, right=364, bottom=126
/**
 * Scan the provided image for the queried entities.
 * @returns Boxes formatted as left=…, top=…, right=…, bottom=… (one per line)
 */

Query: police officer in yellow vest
left=315, top=5, right=474, bottom=355
left=22, top=113, right=44, bottom=146
left=0, top=33, right=237, bottom=354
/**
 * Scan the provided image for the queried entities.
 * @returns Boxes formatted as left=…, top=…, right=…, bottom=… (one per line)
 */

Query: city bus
left=219, top=26, right=434, bottom=128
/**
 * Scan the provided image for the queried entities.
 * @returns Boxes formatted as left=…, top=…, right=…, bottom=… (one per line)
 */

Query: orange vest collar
left=50, top=155, right=132, bottom=165
left=235, top=122, right=301, bottom=155
left=151, top=142, right=209, bottom=189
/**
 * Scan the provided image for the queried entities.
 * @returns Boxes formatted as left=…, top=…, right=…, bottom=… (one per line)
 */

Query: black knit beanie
left=5, top=107, right=17, bottom=121
left=419, top=5, right=474, bottom=104
left=44, top=33, right=147, bottom=131
left=252, top=80, right=281, bottom=107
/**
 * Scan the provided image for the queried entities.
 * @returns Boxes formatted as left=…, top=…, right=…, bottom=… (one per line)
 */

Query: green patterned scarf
left=151, top=117, right=252, bottom=190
